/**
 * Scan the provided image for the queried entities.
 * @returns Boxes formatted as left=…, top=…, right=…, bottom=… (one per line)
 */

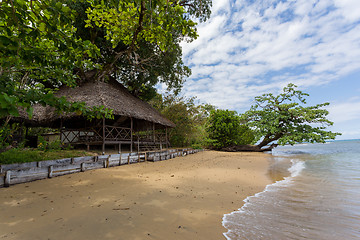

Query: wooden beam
left=130, top=117, right=133, bottom=152
left=102, top=117, right=105, bottom=155
left=153, top=123, right=156, bottom=143
left=137, top=136, right=140, bottom=153
left=166, top=127, right=168, bottom=149
left=59, top=119, right=63, bottom=144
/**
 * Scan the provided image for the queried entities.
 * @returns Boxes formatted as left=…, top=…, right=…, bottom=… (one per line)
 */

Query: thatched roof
left=20, top=80, right=175, bottom=128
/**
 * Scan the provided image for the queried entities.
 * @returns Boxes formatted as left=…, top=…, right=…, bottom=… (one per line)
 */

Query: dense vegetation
left=1, top=0, right=211, bottom=118
left=0, top=1, right=339, bottom=160
left=150, top=93, right=214, bottom=148
left=206, top=109, right=255, bottom=149
left=0, top=0, right=212, bottom=149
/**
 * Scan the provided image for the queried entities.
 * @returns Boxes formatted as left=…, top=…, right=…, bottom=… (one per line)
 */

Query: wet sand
left=0, top=150, right=271, bottom=240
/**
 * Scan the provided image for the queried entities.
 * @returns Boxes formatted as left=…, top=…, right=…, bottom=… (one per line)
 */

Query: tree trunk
left=221, top=143, right=278, bottom=152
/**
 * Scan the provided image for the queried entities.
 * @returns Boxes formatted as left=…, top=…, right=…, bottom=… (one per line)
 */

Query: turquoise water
left=223, top=140, right=360, bottom=239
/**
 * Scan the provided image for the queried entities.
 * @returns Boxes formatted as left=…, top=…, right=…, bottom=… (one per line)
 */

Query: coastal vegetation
left=0, top=0, right=212, bottom=150
left=0, top=0, right=209, bottom=118
left=206, top=109, right=255, bottom=149
left=150, top=93, right=214, bottom=148
left=222, top=84, right=341, bottom=152
left=0, top=1, right=340, bottom=159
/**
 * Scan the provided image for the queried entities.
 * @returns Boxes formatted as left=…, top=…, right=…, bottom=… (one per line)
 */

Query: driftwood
left=221, top=144, right=278, bottom=152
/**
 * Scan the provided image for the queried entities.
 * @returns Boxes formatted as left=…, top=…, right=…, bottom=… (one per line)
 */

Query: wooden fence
left=0, top=148, right=202, bottom=188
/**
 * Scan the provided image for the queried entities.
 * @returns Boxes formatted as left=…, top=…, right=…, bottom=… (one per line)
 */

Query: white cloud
left=328, top=98, right=360, bottom=123
left=334, top=0, right=360, bottom=22
left=180, top=0, right=360, bottom=111
left=212, top=0, right=231, bottom=15
left=177, top=0, right=360, bottom=139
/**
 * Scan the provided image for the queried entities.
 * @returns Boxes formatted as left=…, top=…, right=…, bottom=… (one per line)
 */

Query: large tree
left=0, top=0, right=211, bottom=147
left=0, top=0, right=211, bottom=116
left=227, top=84, right=341, bottom=152
left=70, top=0, right=211, bottom=99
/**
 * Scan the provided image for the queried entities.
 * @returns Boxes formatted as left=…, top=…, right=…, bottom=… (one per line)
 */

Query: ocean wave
left=222, top=159, right=306, bottom=239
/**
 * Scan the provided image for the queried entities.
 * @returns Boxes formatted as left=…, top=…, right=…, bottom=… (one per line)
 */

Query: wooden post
left=145, top=152, right=147, bottom=162
left=104, top=156, right=109, bottom=168
left=102, top=117, right=105, bottom=155
left=153, top=123, right=156, bottom=143
left=118, top=143, right=121, bottom=154
left=81, top=162, right=86, bottom=172
left=165, top=127, right=168, bottom=149
left=48, top=166, right=53, bottom=178
left=59, top=119, right=63, bottom=144
left=137, top=136, right=140, bottom=153
left=4, top=171, right=11, bottom=187
left=130, top=117, right=133, bottom=152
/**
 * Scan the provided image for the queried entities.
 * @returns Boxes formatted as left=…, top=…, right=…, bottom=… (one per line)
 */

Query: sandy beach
left=0, top=150, right=271, bottom=240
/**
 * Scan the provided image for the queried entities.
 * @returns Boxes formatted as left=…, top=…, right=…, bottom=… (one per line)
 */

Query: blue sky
left=176, top=0, right=360, bottom=140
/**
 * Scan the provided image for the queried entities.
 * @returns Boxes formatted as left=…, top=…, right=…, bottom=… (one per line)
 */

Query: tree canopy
left=206, top=109, right=255, bottom=149
left=0, top=0, right=212, bottom=119
left=0, top=0, right=212, bottom=148
left=239, top=83, right=341, bottom=151
left=150, top=93, right=213, bottom=147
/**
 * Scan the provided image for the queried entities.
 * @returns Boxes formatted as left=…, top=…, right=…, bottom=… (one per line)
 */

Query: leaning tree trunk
left=221, top=143, right=278, bottom=152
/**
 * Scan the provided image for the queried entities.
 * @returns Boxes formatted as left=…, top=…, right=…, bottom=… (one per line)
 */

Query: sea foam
left=222, top=158, right=305, bottom=240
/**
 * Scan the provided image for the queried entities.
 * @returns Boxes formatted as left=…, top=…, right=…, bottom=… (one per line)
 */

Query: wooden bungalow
left=19, top=79, right=175, bottom=153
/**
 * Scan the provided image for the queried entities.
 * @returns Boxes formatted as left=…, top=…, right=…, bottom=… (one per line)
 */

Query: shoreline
left=0, top=150, right=271, bottom=240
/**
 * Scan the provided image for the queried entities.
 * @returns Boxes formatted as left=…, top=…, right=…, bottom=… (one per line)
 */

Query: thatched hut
left=18, top=79, right=175, bottom=153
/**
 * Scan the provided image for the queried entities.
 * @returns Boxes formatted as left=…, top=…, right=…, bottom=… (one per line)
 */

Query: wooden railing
left=61, top=126, right=167, bottom=145
left=61, top=128, right=102, bottom=144
left=104, top=125, right=131, bottom=141
left=134, top=131, right=167, bottom=143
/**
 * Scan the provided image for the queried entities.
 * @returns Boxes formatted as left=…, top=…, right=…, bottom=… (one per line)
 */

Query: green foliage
left=37, top=136, right=66, bottom=151
left=0, top=122, right=23, bottom=149
left=0, top=148, right=42, bottom=164
left=150, top=93, right=213, bottom=147
left=71, top=0, right=211, bottom=97
left=0, top=0, right=112, bottom=120
left=241, top=83, right=341, bottom=148
left=0, top=0, right=211, bottom=118
left=85, top=1, right=198, bottom=51
left=0, top=0, right=212, bottom=146
left=206, top=109, right=255, bottom=149
left=0, top=148, right=89, bottom=165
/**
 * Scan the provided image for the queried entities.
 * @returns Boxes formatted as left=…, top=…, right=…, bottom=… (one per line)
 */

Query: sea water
left=223, top=140, right=360, bottom=240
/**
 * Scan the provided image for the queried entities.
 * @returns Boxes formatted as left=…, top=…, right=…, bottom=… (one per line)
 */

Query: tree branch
left=97, top=1, right=146, bottom=81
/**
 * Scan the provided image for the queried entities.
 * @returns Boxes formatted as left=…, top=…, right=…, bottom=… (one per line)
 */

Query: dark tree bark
left=220, top=143, right=278, bottom=152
